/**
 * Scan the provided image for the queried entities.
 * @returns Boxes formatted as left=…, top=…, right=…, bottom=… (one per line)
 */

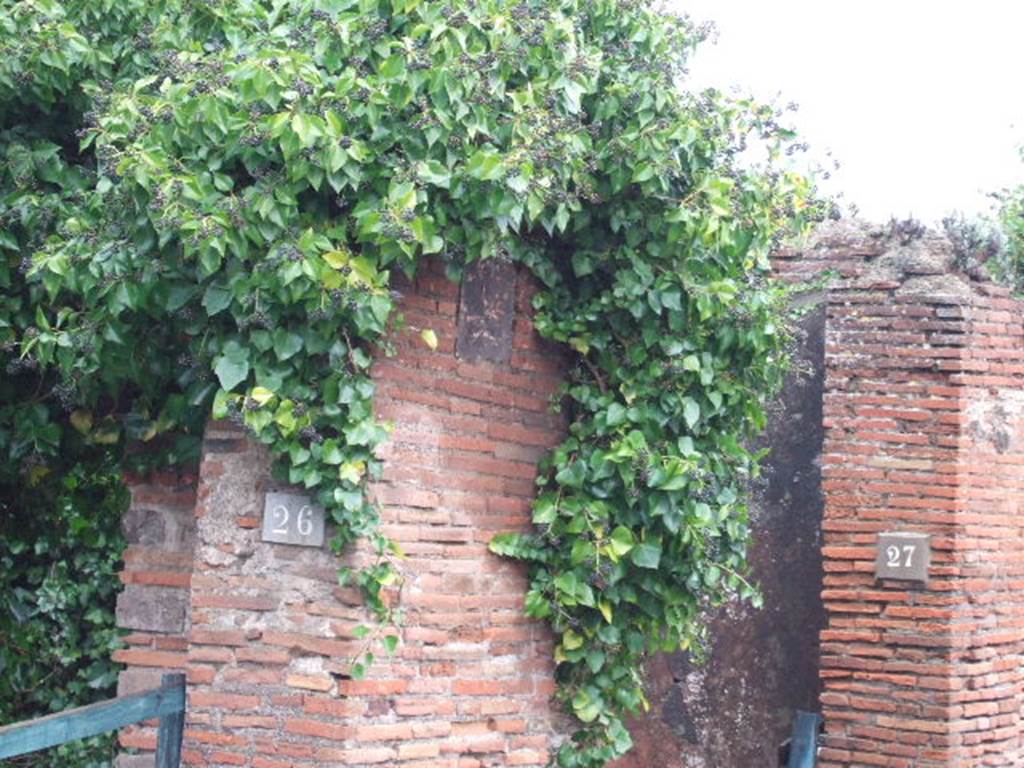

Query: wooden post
left=155, top=673, right=185, bottom=768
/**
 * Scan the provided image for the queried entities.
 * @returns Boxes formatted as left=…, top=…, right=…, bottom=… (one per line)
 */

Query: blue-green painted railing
left=0, top=673, right=185, bottom=766
left=787, top=710, right=822, bottom=768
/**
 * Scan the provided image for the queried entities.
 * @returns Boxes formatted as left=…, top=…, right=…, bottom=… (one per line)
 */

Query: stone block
left=116, top=585, right=187, bottom=632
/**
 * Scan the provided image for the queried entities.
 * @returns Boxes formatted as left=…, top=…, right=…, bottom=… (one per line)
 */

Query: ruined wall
left=115, top=259, right=568, bottom=767
left=816, top=233, right=1024, bottom=767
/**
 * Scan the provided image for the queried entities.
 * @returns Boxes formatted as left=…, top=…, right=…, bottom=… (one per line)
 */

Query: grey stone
left=456, top=257, right=517, bottom=364
left=117, top=754, right=155, bottom=768
left=116, top=585, right=187, bottom=632
left=121, top=507, right=168, bottom=546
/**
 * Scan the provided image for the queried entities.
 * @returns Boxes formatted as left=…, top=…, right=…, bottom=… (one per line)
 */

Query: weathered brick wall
left=114, top=224, right=1024, bottom=768
left=816, top=233, right=1024, bottom=767
left=117, top=259, right=567, bottom=767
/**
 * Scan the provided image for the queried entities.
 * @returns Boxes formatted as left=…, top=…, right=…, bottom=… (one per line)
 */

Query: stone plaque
left=261, top=492, right=326, bottom=547
left=875, top=531, right=930, bottom=583
left=455, top=257, right=517, bottom=364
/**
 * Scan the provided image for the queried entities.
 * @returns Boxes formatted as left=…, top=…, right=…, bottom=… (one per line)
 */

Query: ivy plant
left=0, top=1, right=826, bottom=764
left=0, top=461, right=127, bottom=768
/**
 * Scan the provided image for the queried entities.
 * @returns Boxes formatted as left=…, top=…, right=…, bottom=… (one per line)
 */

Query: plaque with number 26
left=261, top=492, right=326, bottom=547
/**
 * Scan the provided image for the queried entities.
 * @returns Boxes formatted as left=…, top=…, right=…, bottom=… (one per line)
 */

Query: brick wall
left=116, top=258, right=567, bottom=767
left=816, top=233, right=1024, bottom=767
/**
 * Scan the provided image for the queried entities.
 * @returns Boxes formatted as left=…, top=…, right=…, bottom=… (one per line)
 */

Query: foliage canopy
left=0, top=0, right=824, bottom=763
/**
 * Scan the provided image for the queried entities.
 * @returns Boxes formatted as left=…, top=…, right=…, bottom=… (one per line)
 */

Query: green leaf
left=202, top=284, right=232, bottom=315
left=608, top=526, right=635, bottom=557
left=291, top=112, right=320, bottom=146
left=273, top=329, right=303, bottom=361
left=683, top=397, right=700, bottom=429
left=605, top=402, right=627, bottom=427
left=571, top=688, right=602, bottom=722
left=416, top=160, right=451, bottom=188
left=631, top=542, right=662, bottom=569
left=466, top=149, right=506, bottom=181
left=213, top=341, right=250, bottom=391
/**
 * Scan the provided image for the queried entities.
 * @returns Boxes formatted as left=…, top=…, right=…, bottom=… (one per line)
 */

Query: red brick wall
left=117, top=259, right=567, bottom=767
left=817, top=238, right=1024, bottom=767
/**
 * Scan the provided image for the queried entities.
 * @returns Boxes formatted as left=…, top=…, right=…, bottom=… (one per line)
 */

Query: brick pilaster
left=115, top=258, right=568, bottom=767
left=818, top=238, right=1024, bottom=767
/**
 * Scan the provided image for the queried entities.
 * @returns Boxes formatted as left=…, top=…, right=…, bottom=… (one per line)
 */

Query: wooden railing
left=0, top=673, right=185, bottom=767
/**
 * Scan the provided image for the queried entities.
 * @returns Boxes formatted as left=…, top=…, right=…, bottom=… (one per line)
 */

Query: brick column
left=115, top=468, right=198, bottom=767
left=818, top=237, right=1024, bottom=767
left=164, top=259, right=565, bottom=767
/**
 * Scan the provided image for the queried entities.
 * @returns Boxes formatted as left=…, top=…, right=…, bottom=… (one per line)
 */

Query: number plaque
left=875, top=531, right=930, bottom=583
left=261, top=492, right=326, bottom=548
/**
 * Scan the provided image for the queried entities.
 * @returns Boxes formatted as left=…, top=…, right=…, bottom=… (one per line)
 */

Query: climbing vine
left=1, top=1, right=825, bottom=764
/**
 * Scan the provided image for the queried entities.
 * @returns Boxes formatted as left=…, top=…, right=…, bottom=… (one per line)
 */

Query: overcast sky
left=669, top=0, right=1024, bottom=224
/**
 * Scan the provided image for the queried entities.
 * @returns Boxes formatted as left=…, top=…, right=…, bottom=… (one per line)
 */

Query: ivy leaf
left=466, top=149, right=506, bottom=181
left=202, top=284, right=232, bottom=316
left=571, top=688, right=602, bottom=722
left=631, top=542, right=662, bottom=570
left=416, top=160, right=451, bottom=188
left=213, top=341, right=250, bottom=391
left=605, top=403, right=627, bottom=428
left=420, top=328, right=438, bottom=350
left=272, top=329, right=303, bottom=361
left=249, top=387, right=275, bottom=405
left=683, top=397, right=700, bottom=429
left=69, top=411, right=93, bottom=434
left=562, top=628, right=584, bottom=651
left=291, top=112, right=320, bottom=146
left=608, top=526, right=635, bottom=557
left=585, top=649, right=605, bottom=674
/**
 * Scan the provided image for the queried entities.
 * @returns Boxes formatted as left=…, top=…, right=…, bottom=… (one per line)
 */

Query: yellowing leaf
left=323, top=249, right=350, bottom=269
left=420, top=328, right=438, bottom=350
left=27, top=464, right=51, bottom=486
left=340, top=460, right=365, bottom=484
left=598, top=600, right=614, bottom=624
left=562, top=628, right=584, bottom=650
left=569, top=337, right=590, bottom=355
left=90, top=421, right=121, bottom=445
left=70, top=410, right=93, bottom=434
left=250, top=386, right=275, bottom=405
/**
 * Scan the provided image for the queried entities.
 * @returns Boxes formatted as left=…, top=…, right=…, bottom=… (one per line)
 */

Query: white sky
left=669, top=0, right=1024, bottom=224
